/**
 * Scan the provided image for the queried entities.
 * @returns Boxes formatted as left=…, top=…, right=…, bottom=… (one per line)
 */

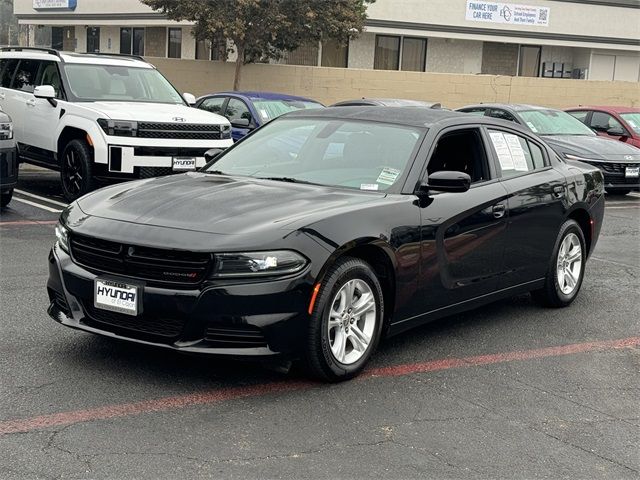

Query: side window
left=488, top=109, right=518, bottom=123
left=12, top=59, right=41, bottom=93
left=0, top=59, right=19, bottom=88
left=427, top=128, right=490, bottom=183
left=589, top=112, right=624, bottom=133
left=567, top=110, right=589, bottom=124
left=199, top=97, right=225, bottom=115
left=36, top=61, right=63, bottom=99
left=488, top=129, right=547, bottom=178
left=225, top=98, right=252, bottom=125
left=460, top=108, right=487, bottom=117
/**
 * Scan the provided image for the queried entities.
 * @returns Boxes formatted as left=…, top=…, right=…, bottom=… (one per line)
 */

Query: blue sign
left=33, top=0, right=77, bottom=9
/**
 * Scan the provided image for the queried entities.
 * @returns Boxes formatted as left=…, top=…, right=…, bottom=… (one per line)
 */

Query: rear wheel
left=605, top=188, right=631, bottom=196
left=0, top=188, right=13, bottom=208
left=305, top=257, right=384, bottom=382
left=60, top=139, right=95, bottom=202
left=532, top=219, right=586, bottom=307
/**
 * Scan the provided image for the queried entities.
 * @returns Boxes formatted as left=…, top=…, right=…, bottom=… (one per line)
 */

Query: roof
left=206, top=91, right=321, bottom=103
left=565, top=105, right=640, bottom=114
left=285, top=105, right=464, bottom=128
left=332, top=98, right=441, bottom=108
left=459, top=103, right=557, bottom=112
left=0, top=47, right=152, bottom=68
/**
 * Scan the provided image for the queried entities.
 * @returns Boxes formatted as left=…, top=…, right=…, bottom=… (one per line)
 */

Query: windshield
left=63, top=64, right=185, bottom=104
left=519, top=109, right=596, bottom=136
left=252, top=99, right=324, bottom=122
left=620, top=113, right=640, bottom=135
left=206, top=118, right=423, bottom=191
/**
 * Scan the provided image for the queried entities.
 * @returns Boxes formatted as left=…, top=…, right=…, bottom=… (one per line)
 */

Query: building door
left=518, top=45, right=541, bottom=77
left=590, top=54, right=615, bottom=81
left=86, top=27, right=100, bottom=53
left=51, top=27, right=63, bottom=51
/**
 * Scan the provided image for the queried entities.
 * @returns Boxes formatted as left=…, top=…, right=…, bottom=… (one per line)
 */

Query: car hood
left=86, top=102, right=229, bottom=125
left=542, top=135, right=640, bottom=161
left=76, top=172, right=384, bottom=235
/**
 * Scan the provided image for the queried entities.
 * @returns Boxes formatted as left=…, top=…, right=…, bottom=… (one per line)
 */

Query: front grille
left=598, top=163, right=639, bottom=174
left=137, top=122, right=223, bottom=140
left=83, top=303, right=185, bottom=338
left=133, top=147, right=209, bottom=157
left=137, top=167, right=174, bottom=178
left=205, top=325, right=268, bottom=348
left=70, top=234, right=212, bottom=287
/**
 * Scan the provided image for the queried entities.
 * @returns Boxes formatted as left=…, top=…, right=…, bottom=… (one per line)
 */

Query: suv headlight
left=211, top=251, right=308, bottom=278
left=55, top=222, right=70, bottom=253
left=221, top=124, right=231, bottom=140
left=564, top=153, right=592, bottom=162
left=0, top=121, right=13, bottom=140
left=97, top=119, right=138, bottom=137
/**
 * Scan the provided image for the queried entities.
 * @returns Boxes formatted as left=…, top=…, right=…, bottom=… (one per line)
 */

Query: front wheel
left=305, top=257, right=384, bottom=382
left=532, top=219, right=586, bottom=308
left=60, top=139, right=95, bottom=202
left=1, top=188, right=13, bottom=208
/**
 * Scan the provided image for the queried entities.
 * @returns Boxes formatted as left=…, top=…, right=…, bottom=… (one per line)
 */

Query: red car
left=566, top=106, right=640, bottom=149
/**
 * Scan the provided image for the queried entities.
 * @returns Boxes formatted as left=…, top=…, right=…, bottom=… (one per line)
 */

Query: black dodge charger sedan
left=48, top=107, right=605, bottom=381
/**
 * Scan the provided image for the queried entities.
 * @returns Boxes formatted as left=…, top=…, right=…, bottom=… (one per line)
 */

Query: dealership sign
left=466, top=1, right=550, bottom=26
left=33, top=0, right=77, bottom=9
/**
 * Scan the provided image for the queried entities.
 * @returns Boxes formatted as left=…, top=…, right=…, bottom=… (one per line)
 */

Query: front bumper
left=47, top=244, right=313, bottom=358
left=589, top=162, right=640, bottom=191
left=0, top=145, right=17, bottom=191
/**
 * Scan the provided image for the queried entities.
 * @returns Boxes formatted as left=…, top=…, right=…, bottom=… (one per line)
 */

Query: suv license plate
left=94, top=279, right=140, bottom=316
left=173, top=157, right=196, bottom=171
left=625, top=166, right=639, bottom=178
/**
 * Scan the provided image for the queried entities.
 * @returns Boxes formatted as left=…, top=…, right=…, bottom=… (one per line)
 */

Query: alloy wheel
left=556, top=232, right=582, bottom=295
left=64, top=148, right=83, bottom=197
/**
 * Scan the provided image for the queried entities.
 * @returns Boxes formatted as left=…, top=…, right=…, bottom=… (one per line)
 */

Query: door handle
left=26, top=98, right=36, bottom=107
left=492, top=204, right=506, bottom=219
left=553, top=185, right=565, bottom=198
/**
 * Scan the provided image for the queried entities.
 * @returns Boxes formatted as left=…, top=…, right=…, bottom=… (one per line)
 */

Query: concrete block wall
left=149, top=57, right=640, bottom=109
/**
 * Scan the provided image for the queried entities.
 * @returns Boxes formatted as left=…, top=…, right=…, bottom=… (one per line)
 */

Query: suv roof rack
left=81, top=52, right=146, bottom=62
left=0, top=46, right=62, bottom=57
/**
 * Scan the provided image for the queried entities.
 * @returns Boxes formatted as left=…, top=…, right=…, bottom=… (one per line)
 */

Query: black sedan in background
left=48, top=107, right=604, bottom=381
left=457, top=103, right=640, bottom=195
left=0, top=108, right=16, bottom=208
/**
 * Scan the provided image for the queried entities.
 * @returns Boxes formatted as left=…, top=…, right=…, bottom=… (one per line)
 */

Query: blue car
left=194, top=91, right=324, bottom=142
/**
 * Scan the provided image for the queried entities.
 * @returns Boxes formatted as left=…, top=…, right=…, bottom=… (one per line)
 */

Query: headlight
left=55, top=222, right=70, bottom=253
left=564, top=153, right=592, bottom=162
left=211, top=251, right=308, bottom=278
left=97, top=119, right=138, bottom=137
left=221, top=124, right=231, bottom=140
left=0, top=122, right=13, bottom=140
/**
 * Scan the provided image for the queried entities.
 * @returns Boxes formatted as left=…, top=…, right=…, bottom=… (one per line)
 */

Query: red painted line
left=0, top=336, right=638, bottom=436
left=0, top=220, right=58, bottom=227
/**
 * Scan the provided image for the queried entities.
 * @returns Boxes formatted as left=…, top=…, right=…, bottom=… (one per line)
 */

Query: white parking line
left=12, top=197, right=63, bottom=213
left=14, top=189, right=68, bottom=208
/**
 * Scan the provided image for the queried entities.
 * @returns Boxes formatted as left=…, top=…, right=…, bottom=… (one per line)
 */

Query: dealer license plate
left=173, top=157, right=197, bottom=171
left=94, top=278, right=140, bottom=316
left=625, top=166, right=639, bottom=178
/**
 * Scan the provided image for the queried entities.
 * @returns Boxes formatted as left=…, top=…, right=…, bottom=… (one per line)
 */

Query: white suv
left=0, top=47, right=232, bottom=200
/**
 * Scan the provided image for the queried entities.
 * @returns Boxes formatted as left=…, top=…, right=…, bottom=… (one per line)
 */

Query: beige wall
left=426, top=38, right=482, bottom=74
left=150, top=58, right=640, bottom=109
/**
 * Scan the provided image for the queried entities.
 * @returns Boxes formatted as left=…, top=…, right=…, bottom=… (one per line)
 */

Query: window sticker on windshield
left=489, top=132, right=515, bottom=170
left=376, top=167, right=401, bottom=185
left=504, top=134, right=529, bottom=171
left=526, top=122, right=538, bottom=132
left=360, top=183, right=379, bottom=191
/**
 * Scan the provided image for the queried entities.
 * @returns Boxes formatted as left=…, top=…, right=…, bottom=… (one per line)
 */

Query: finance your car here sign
left=465, top=1, right=550, bottom=26
left=33, top=0, right=77, bottom=9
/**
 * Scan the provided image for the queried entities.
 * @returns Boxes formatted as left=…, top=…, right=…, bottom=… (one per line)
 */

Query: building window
left=321, top=39, right=348, bottom=68
left=120, top=28, right=132, bottom=54
left=133, top=28, right=144, bottom=56
left=86, top=27, right=100, bottom=53
left=374, top=35, right=400, bottom=70
left=168, top=28, right=182, bottom=58
left=120, top=28, right=144, bottom=55
left=51, top=27, right=63, bottom=51
left=195, top=39, right=211, bottom=60
left=401, top=37, right=426, bottom=72
left=281, top=43, right=319, bottom=66
left=518, top=45, right=541, bottom=77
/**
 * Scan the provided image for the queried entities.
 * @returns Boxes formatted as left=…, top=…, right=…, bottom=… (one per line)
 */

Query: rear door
left=7, top=59, right=41, bottom=145
left=485, top=126, right=568, bottom=287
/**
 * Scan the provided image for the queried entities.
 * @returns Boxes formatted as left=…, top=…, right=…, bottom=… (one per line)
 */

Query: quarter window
left=488, top=129, right=547, bottom=178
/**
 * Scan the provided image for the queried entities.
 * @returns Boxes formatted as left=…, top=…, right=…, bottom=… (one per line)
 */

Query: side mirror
left=183, top=92, right=196, bottom=106
left=204, top=148, right=225, bottom=162
left=418, top=171, right=471, bottom=194
left=34, top=85, right=57, bottom=107
left=231, top=118, right=251, bottom=129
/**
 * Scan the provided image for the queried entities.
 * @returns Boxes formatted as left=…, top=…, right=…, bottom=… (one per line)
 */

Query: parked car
left=0, top=106, right=17, bottom=207
left=195, top=91, right=324, bottom=142
left=0, top=47, right=232, bottom=201
left=48, top=107, right=604, bottom=381
left=457, top=103, right=640, bottom=195
left=332, top=98, right=442, bottom=108
left=565, top=106, right=640, bottom=149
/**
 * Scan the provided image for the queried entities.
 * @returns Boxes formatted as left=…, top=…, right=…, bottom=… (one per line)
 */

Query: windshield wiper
left=258, top=176, right=318, bottom=185
left=207, top=170, right=227, bottom=175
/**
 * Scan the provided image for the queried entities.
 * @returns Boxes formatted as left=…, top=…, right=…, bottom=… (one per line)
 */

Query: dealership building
left=12, top=0, right=640, bottom=81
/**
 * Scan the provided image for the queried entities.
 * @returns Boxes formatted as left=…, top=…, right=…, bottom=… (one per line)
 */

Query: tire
left=605, top=188, right=631, bottom=196
left=532, top=219, right=586, bottom=308
left=305, top=257, right=385, bottom=382
left=0, top=188, right=13, bottom=208
left=60, top=139, right=95, bottom=202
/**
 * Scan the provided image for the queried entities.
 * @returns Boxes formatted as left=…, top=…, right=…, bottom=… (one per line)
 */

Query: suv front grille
left=137, top=122, right=223, bottom=140
left=70, top=234, right=212, bottom=287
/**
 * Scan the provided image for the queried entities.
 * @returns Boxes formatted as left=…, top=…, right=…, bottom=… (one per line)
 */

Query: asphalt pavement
left=0, top=166, right=638, bottom=479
